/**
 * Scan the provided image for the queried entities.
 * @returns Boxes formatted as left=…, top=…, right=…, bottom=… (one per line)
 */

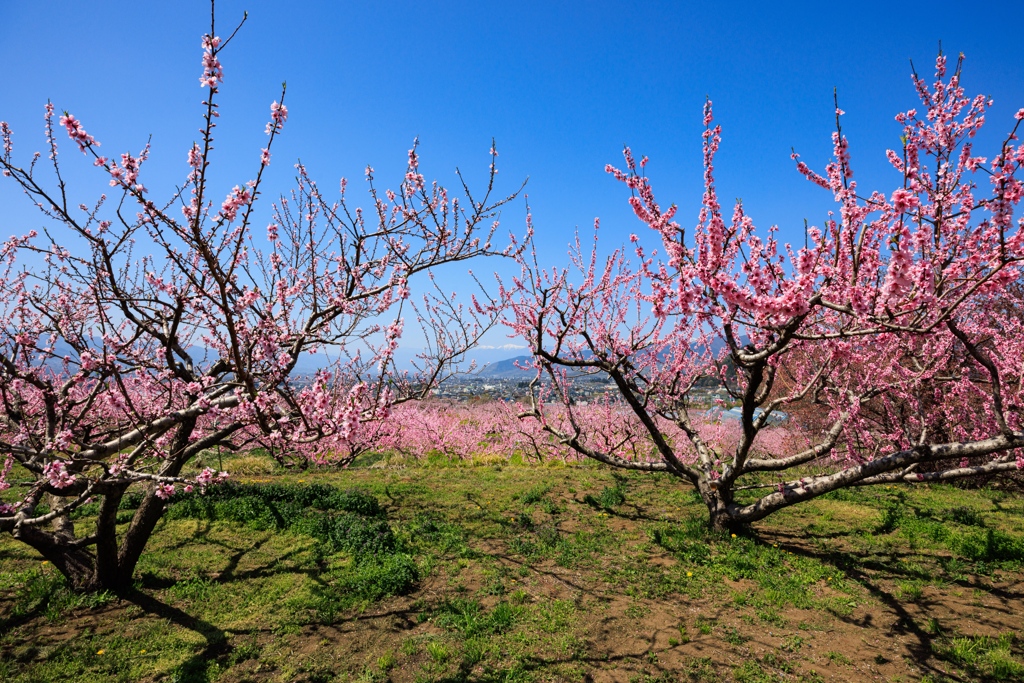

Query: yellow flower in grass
left=686, top=571, right=693, bottom=577
left=96, top=649, right=105, bottom=655
left=730, top=534, right=737, bottom=538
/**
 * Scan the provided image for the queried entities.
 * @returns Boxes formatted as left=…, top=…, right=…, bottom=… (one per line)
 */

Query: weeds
left=584, top=483, right=627, bottom=510
left=933, top=632, right=1024, bottom=680
left=432, top=598, right=520, bottom=636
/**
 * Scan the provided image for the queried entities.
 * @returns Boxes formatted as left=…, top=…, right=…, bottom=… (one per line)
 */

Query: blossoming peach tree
left=505, top=54, right=1024, bottom=532
left=0, top=8, right=521, bottom=591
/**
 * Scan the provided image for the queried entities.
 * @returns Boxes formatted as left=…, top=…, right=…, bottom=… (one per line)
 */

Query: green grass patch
left=933, top=632, right=1024, bottom=680
left=3, top=464, right=1024, bottom=683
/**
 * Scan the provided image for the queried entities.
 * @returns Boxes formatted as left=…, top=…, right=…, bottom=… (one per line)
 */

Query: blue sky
left=2, top=0, right=1022, bottom=357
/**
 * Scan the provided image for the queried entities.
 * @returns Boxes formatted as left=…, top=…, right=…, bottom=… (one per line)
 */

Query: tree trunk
left=10, top=426, right=197, bottom=594
left=13, top=522, right=104, bottom=591
left=699, top=481, right=743, bottom=534
left=116, top=428, right=192, bottom=586
left=115, top=487, right=168, bottom=587
left=12, top=483, right=170, bottom=594
left=94, top=486, right=127, bottom=591
left=707, top=505, right=742, bottom=534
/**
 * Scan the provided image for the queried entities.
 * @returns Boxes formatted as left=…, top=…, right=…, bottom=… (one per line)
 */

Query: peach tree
left=505, top=54, right=1024, bottom=532
left=0, top=7, right=521, bottom=591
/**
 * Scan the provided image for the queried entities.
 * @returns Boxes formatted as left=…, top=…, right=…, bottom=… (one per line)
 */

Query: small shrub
left=896, top=580, right=925, bottom=602
left=433, top=598, right=520, bottom=637
left=695, top=616, right=715, bottom=635
left=723, top=626, right=749, bottom=645
left=229, top=637, right=262, bottom=665
left=876, top=494, right=906, bottom=534
left=520, top=485, right=550, bottom=505
left=948, top=506, right=987, bottom=528
left=426, top=640, right=452, bottom=664
left=782, top=635, right=804, bottom=652
left=314, top=514, right=399, bottom=558
left=343, top=554, right=419, bottom=601
left=949, top=528, right=1024, bottom=563
left=584, top=484, right=626, bottom=510
left=312, top=554, right=419, bottom=622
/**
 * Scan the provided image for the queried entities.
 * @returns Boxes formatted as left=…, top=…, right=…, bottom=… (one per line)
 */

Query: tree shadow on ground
left=125, top=590, right=230, bottom=681
left=763, top=531, right=1020, bottom=682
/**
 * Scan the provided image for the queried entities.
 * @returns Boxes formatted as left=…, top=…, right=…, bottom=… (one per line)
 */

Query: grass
left=1, top=457, right=1023, bottom=682
left=0, top=565, right=116, bottom=624
left=933, top=632, right=1024, bottom=680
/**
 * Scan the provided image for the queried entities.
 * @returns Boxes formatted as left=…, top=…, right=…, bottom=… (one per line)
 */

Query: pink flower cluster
left=200, top=35, right=223, bottom=89
left=195, top=467, right=228, bottom=489
left=219, top=185, right=252, bottom=222
left=1, top=121, right=12, bottom=176
left=58, top=113, right=97, bottom=153
left=890, top=188, right=920, bottom=213
left=347, top=400, right=805, bottom=467
left=266, top=101, right=287, bottom=135
left=155, top=483, right=176, bottom=500
left=43, top=460, right=76, bottom=489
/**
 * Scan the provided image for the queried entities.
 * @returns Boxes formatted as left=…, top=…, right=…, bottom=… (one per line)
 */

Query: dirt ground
left=3, top=467, right=1023, bottom=682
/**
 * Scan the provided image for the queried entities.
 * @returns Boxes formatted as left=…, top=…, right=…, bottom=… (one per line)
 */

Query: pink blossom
left=155, top=483, right=176, bottom=500
left=199, top=35, right=223, bottom=89
left=58, top=113, right=97, bottom=153
left=890, top=188, right=920, bottom=213
left=43, top=461, right=76, bottom=489
left=0, top=121, right=11, bottom=157
left=218, top=185, right=252, bottom=222
left=79, top=350, right=98, bottom=372
left=266, top=101, right=287, bottom=135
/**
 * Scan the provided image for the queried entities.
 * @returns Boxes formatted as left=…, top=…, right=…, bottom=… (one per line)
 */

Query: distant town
left=430, top=356, right=734, bottom=406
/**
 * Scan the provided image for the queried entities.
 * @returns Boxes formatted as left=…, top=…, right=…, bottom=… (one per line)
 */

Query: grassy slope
left=1, top=457, right=1023, bottom=683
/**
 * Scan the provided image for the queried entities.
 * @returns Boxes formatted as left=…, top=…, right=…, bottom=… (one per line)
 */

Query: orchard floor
left=2, top=459, right=1024, bottom=682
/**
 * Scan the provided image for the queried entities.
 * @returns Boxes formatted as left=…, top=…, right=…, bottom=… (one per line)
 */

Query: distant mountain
left=474, top=341, right=738, bottom=380
left=476, top=355, right=535, bottom=379
left=475, top=353, right=601, bottom=380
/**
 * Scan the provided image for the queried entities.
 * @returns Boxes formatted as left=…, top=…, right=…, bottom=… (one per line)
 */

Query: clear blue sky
left=2, top=0, right=1022, bottom=355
